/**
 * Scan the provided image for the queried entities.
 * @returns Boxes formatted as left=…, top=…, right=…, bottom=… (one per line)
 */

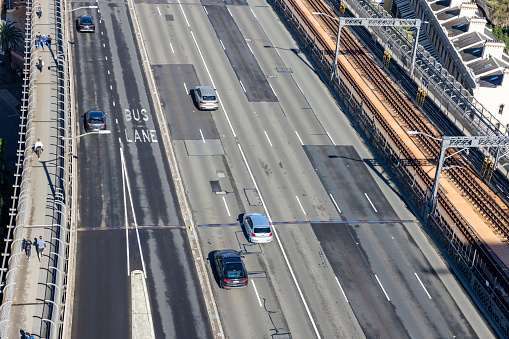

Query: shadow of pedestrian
left=39, top=160, right=56, bottom=198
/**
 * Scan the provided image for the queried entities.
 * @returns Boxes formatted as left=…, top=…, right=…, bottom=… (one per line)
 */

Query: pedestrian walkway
left=2, top=0, right=68, bottom=337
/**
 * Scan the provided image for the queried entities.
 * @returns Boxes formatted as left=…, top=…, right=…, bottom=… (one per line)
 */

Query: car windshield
left=254, top=227, right=271, bottom=233
left=89, top=113, right=103, bottom=121
left=81, top=17, right=93, bottom=23
left=202, top=95, right=216, bottom=101
left=225, top=263, right=244, bottom=278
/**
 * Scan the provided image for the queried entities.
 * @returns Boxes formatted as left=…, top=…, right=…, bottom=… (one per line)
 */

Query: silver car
left=193, top=86, right=218, bottom=110
left=242, top=212, right=273, bottom=243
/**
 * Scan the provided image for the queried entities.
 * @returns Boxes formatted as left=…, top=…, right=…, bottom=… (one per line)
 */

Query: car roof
left=249, top=214, right=269, bottom=227
left=196, top=86, right=215, bottom=95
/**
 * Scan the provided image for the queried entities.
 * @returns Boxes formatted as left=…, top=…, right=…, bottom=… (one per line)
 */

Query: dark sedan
left=84, top=111, right=106, bottom=132
left=213, top=250, right=248, bottom=289
left=76, top=16, right=95, bottom=33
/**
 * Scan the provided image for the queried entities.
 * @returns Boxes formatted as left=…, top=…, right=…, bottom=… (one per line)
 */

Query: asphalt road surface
left=69, top=4, right=211, bottom=338
left=68, top=0, right=497, bottom=338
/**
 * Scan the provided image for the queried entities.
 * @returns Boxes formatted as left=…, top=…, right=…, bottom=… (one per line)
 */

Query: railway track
left=280, top=0, right=509, bottom=295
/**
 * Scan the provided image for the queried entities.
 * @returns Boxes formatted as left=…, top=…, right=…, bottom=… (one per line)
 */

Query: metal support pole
left=331, top=25, right=342, bottom=82
left=428, top=138, right=447, bottom=215
left=410, top=24, right=420, bottom=77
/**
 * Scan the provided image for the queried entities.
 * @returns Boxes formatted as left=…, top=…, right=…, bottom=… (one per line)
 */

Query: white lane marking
left=103, top=43, right=105, bottom=48
left=296, top=196, right=306, bottom=215
left=250, top=7, right=257, bottom=18
left=227, top=7, right=233, bottom=17
left=375, top=275, right=390, bottom=301
left=252, top=280, right=262, bottom=307
left=414, top=273, right=432, bottom=299
left=335, top=276, right=349, bottom=303
left=247, top=43, right=254, bottom=55
left=326, top=131, right=336, bottom=146
left=183, top=82, right=188, bottom=94
left=157, top=6, right=161, bottom=15
left=295, top=131, right=303, bottom=145
left=329, top=194, right=341, bottom=214
left=264, top=131, right=273, bottom=147
left=200, top=129, right=206, bottom=143
left=105, top=56, right=108, bottom=61
left=113, top=101, right=116, bottom=107
left=189, top=31, right=236, bottom=137
left=203, top=6, right=208, bottom=15
left=177, top=0, right=191, bottom=27
left=120, top=148, right=149, bottom=278
left=364, top=193, right=377, bottom=212
left=116, top=119, right=119, bottom=124
left=121, top=149, right=130, bottom=276
left=238, top=143, right=321, bottom=338
left=219, top=40, right=225, bottom=51
left=269, top=83, right=277, bottom=97
left=222, top=197, right=231, bottom=216
left=110, top=85, right=113, bottom=90
left=239, top=80, right=246, bottom=93
left=170, top=43, right=174, bottom=54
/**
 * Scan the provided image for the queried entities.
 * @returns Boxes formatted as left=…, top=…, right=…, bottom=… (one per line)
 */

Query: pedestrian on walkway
left=41, top=34, right=47, bottom=50
left=37, top=56, right=44, bottom=73
left=37, top=236, right=46, bottom=261
left=35, top=32, right=41, bottom=49
left=46, top=35, right=52, bottom=49
left=35, top=3, right=42, bottom=18
left=22, top=237, right=33, bottom=261
left=34, top=138, right=44, bottom=158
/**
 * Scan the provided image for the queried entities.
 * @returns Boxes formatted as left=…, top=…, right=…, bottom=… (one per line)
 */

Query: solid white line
left=269, top=83, right=277, bottom=97
left=170, top=43, right=174, bottom=54
left=329, top=194, right=341, bottom=213
left=177, top=0, right=191, bottom=27
left=200, top=129, right=206, bottom=143
left=296, top=196, right=306, bottom=215
left=121, top=149, right=130, bottom=276
left=237, top=144, right=321, bottom=339
left=264, top=131, right=273, bottom=147
left=183, top=82, right=188, bottom=94
left=375, top=275, right=390, bottom=301
left=326, top=131, right=336, bottom=146
left=335, top=276, right=349, bottom=303
left=227, top=7, right=233, bottom=17
left=222, top=197, right=231, bottom=216
left=189, top=31, right=236, bottom=137
left=295, top=131, right=303, bottom=145
left=247, top=43, right=254, bottom=55
left=239, top=80, right=246, bottom=93
left=252, top=280, right=262, bottom=307
left=364, top=193, right=378, bottom=212
left=203, top=6, right=208, bottom=15
left=250, top=7, right=257, bottom=18
left=157, top=6, right=161, bottom=15
left=219, top=40, right=225, bottom=51
left=121, top=148, right=149, bottom=278
left=414, top=273, right=432, bottom=299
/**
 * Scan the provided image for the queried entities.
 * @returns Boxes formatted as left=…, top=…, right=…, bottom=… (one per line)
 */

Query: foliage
left=0, top=21, right=23, bottom=55
left=489, top=0, right=509, bottom=27
left=492, top=25, right=509, bottom=50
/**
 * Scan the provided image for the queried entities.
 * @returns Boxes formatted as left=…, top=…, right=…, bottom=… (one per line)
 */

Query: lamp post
left=69, top=5, right=98, bottom=12
left=60, top=130, right=111, bottom=140
left=312, top=12, right=341, bottom=82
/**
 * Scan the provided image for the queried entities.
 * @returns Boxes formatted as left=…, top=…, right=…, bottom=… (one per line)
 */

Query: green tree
left=0, top=21, right=23, bottom=68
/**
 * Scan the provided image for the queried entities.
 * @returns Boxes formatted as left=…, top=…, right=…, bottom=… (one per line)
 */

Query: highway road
left=69, top=4, right=212, bottom=338
left=68, top=0, right=496, bottom=338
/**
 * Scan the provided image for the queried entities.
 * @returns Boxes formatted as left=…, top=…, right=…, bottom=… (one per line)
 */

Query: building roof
left=478, top=70, right=504, bottom=88
left=451, top=31, right=483, bottom=49
left=430, top=0, right=450, bottom=12
left=460, top=43, right=484, bottom=62
left=436, top=6, right=460, bottom=21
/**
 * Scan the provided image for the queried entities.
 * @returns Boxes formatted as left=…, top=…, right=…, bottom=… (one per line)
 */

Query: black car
left=76, top=16, right=95, bottom=33
left=84, top=111, right=106, bottom=132
left=213, top=250, right=248, bottom=289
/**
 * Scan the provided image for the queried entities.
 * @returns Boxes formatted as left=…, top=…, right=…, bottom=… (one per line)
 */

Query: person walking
left=41, top=34, right=47, bottom=50
left=37, top=236, right=46, bottom=261
left=36, top=3, right=42, bottom=18
left=46, top=35, right=52, bottom=49
left=37, top=56, right=44, bottom=73
left=34, top=138, right=44, bottom=158
left=35, top=32, right=41, bottom=49
left=23, top=237, right=33, bottom=260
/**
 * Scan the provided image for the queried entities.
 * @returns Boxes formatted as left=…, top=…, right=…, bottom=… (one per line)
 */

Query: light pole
left=312, top=12, right=341, bottom=82
left=69, top=5, right=98, bottom=12
left=407, top=131, right=470, bottom=215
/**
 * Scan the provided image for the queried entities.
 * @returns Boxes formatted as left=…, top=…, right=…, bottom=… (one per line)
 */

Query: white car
left=242, top=212, right=273, bottom=243
left=193, top=86, right=218, bottom=110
